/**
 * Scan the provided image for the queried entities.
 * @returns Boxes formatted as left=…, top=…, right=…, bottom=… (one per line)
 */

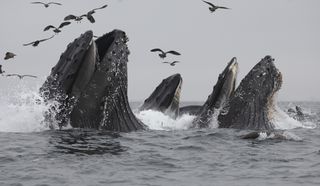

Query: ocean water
left=0, top=81, right=319, bottom=186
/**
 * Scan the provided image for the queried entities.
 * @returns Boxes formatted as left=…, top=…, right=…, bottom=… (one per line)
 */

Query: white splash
left=256, top=131, right=302, bottom=141
left=135, top=110, right=195, bottom=131
left=0, top=80, right=52, bottom=133
left=273, top=106, right=317, bottom=130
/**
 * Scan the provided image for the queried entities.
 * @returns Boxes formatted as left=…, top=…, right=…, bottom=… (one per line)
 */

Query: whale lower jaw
left=192, top=57, right=238, bottom=128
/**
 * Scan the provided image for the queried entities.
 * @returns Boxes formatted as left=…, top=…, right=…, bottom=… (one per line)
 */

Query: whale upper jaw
left=192, top=57, right=238, bottom=128
left=140, top=73, right=183, bottom=118
left=40, top=31, right=96, bottom=101
left=218, top=55, right=283, bottom=131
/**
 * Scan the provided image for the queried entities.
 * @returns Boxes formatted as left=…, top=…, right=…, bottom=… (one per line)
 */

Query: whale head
left=140, top=73, right=183, bottom=118
left=40, top=30, right=146, bottom=132
left=218, top=55, right=282, bottom=131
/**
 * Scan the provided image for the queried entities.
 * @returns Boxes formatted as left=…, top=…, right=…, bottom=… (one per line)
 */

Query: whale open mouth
left=41, top=30, right=146, bottom=131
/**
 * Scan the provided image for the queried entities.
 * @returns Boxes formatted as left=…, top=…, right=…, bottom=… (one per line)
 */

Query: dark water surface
left=0, top=102, right=319, bottom=186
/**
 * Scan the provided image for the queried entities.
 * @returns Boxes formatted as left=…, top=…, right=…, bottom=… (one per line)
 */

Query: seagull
left=4, top=52, right=17, bottom=60
left=44, top=21, right=71, bottom=33
left=6, top=74, right=37, bottom=79
left=202, top=1, right=230, bottom=13
left=84, top=4, right=108, bottom=23
left=31, top=2, right=62, bottom=8
left=64, top=4, right=108, bottom=23
left=64, top=14, right=86, bottom=23
left=0, top=65, right=5, bottom=74
left=23, top=35, right=54, bottom=47
left=150, top=48, right=181, bottom=59
left=163, top=61, right=180, bottom=66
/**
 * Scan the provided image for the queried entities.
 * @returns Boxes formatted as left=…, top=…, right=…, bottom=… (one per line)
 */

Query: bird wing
left=5, top=52, right=16, bottom=56
left=162, top=62, right=170, bottom=64
left=86, top=15, right=95, bottom=23
left=92, top=4, right=108, bottom=11
left=166, top=50, right=181, bottom=55
left=31, top=2, right=45, bottom=5
left=87, top=10, right=95, bottom=15
left=43, top=25, right=56, bottom=31
left=4, top=52, right=16, bottom=59
left=23, top=41, right=35, bottom=46
left=48, top=2, right=62, bottom=5
left=64, top=14, right=77, bottom=21
left=22, top=75, right=38, bottom=78
left=39, top=35, right=55, bottom=42
left=58, top=21, right=71, bottom=28
left=217, top=6, right=229, bottom=9
left=6, top=74, right=20, bottom=77
left=172, top=61, right=180, bottom=64
left=150, top=48, right=164, bottom=53
left=202, top=0, right=215, bottom=7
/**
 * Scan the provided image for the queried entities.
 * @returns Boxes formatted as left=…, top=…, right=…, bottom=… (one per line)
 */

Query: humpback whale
left=192, top=57, right=238, bottom=128
left=39, top=28, right=284, bottom=133
left=218, top=56, right=282, bottom=131
left=40, top=30, right=146, bottom=132
left=139, top=73, right=182, bottom=118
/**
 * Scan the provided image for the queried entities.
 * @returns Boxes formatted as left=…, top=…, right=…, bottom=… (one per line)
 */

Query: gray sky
left=0, top=0, right=319, bottom=101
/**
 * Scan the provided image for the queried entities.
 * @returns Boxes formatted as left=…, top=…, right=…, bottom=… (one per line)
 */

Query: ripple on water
left=47, top=129, right=127, bottom=156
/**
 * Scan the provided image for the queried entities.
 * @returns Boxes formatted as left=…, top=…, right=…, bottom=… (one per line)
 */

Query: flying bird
left=84, top=4, right=108, bottom=23
left=23, top=35, right=54, bottom=47
left=4, top=52, right=17, bottom=60
left=64, top=4, right=108, bottom=23
left=31, top=2, right=62, bottom=8
left=64, top=14, right=86, bottom=23
left=44, top=21, right=71, bottom=33
left=150, top=48, right=181, bottom=59
left=202, top=1, right=229, bottom=13
left=163, top=61, right=180, bottom=66
left=0, top=65, right=5, bottom=74
left=6, top=74, right=37, bottom=79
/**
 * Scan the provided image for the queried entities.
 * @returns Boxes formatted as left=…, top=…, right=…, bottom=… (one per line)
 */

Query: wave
left=135, top=110, right=195, bottom=131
